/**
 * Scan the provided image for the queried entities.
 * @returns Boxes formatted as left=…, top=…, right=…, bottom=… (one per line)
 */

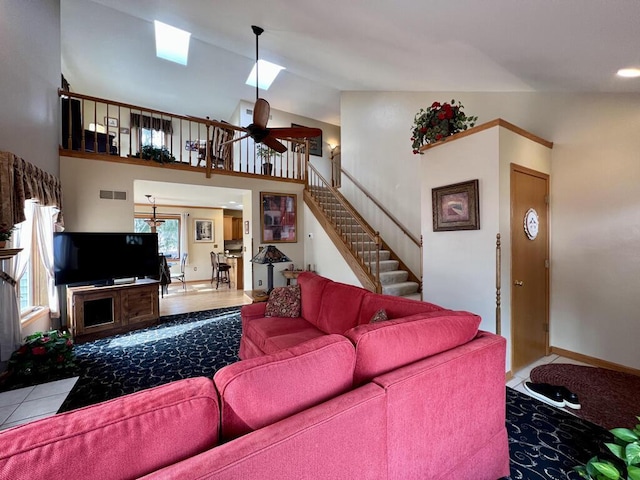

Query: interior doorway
left=511, top=164, right=550, bottom=373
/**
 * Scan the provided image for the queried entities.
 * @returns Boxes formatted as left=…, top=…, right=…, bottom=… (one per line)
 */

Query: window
left=141, top=128, right=165, bottom=148
left=134, top=216, right=180, bottom=259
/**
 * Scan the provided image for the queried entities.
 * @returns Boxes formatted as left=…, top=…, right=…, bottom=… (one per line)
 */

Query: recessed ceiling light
left=246, top=59, right=285, bottom=90
left=154, top=20, right=191, bottom=66
left=616, top=68, right=640, bottom=78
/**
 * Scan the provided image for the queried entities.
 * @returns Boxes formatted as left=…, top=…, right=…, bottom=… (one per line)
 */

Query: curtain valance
left=0, top=151, right=63, bottom=229
left=130, top=113, right=174, bottom=135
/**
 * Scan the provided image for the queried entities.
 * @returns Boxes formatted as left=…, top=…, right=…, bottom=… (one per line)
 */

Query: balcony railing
left=59, top=90, right=309, bottom=181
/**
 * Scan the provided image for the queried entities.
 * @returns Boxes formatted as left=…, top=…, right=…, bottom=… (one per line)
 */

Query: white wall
left=303, top=204, right=363, bottom=287
left=342, top=91, right=640, bottom=370
left=0, top=0, right=60, bottom=175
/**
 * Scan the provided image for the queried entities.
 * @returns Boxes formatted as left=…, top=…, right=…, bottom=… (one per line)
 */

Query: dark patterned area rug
left=52, top=306, right=611, bottom=478
left=530, top=363, right=640, bottom=429
left=505, top=387, right=610, bottom=479
left=58, top=306, right=242, bottom=412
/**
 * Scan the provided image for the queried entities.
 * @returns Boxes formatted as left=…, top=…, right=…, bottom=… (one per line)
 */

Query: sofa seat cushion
left=243, top=316, right=325, bottom=354
left=214, top=334, right=356, bottom=440
left=345, top=310, right=481, bottom=384
left=358, top=292, right=446, bottom=325
left=0, top=377, right=220, bottom=480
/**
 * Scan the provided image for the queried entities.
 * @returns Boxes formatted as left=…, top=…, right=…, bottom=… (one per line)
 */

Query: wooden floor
left=159, top=281, right=253, bottom=316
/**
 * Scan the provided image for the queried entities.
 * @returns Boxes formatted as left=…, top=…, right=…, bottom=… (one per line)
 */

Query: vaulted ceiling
left=62, top=0, right=640, bottom=127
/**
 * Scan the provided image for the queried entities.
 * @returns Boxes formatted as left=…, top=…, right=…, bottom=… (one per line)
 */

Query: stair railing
left=306, top=164, right=382, bottom=292
left=338, top=166, right=423, bottom=291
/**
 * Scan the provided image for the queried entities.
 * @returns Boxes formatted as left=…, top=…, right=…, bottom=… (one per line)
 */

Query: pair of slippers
left=524, top=382, right=581, bottom=409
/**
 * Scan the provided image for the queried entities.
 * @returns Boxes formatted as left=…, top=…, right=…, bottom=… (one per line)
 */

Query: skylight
left=617, top=68, right=640, bottom=78
left=246, top=59, right=285, bottom=90
left=154, top=20, right=191, bottom=66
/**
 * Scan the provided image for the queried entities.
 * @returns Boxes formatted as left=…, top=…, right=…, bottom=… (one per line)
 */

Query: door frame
left=510, top=163, right=550, bottom=371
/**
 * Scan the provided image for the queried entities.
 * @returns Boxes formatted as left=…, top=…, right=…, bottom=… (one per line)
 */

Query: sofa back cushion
left=214, top=334, right=356, bottom=440
left=358, top=293, right=446, bottom=325
left=0, top=377, right=220, bottom=480
left=297, top=271, right=331, bottom=326
left=315, top=281, right=369, bottom=334
left=344, top=311, right=481, bottom=385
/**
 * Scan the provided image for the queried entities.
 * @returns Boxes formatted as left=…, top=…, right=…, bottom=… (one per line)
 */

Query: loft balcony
left=59, top=90, right=310, bottom=182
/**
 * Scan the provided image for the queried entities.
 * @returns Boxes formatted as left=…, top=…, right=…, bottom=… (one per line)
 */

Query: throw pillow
left=265, top=285, right=301, bottom=317
left=369, top=308, right=388, bottom=323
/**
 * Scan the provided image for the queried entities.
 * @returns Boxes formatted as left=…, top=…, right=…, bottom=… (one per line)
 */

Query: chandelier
left=144, top=194, right=165, bottom=232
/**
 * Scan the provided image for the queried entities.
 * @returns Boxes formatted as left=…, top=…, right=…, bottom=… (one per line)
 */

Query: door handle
left=514, top=280, right=524, bottom=287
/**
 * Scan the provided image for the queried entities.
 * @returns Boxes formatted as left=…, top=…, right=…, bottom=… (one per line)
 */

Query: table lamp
left=251, top=245, right=291, bottom=293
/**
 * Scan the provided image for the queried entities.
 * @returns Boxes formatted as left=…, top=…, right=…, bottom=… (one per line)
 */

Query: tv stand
left=66, top=279, right=159, bottom=342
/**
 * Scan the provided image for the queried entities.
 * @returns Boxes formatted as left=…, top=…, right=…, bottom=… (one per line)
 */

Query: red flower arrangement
left=410, top=100, right=478, bottom=154
left=8, top=330, right=75, bottom=380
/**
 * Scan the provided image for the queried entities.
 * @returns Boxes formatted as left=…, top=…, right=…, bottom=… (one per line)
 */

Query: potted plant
left=0, top=223, right=15, bottom=248
left=134, top=145, right=175, bottom=163
left=8, top=330, right=75, bottom=382
left=256, top=145, right=281, bottom=175
left=574, top=417, right=640, bottom=479
left=410, top=99, right=478, bottom=154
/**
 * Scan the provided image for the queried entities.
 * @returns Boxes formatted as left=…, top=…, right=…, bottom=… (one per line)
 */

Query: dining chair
left=170, top=253, right=187, bottom=290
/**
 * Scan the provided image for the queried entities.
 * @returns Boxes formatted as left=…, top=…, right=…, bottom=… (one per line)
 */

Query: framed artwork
left=105, top=117, right=118, bottom=128
left=432, top=179, right=480, bottom=231
left=120, top=127, right=130, bottom=135
left=261, top=192, right=297, bottom=243
left=194, top=219, right=214, bottom=242
left=292, top=123, right=322, bottom=157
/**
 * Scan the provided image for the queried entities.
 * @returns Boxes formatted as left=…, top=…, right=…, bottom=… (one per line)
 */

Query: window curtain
left=35, top=204, right=61, bottom=318
left=180, top=212, right=189, bottom=265
left=130, top=113, right=173, bottom=135
left=0, top=201, right=35, bottom=361
left=0, top=152, right=63, bottom=361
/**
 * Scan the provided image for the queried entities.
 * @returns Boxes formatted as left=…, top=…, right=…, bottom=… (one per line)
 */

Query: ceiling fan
left=230, top=25, right=322, bottom=154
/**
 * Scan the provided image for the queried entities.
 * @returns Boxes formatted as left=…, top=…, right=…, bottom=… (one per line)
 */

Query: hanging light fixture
left=144, top=194, right=165, bottom=233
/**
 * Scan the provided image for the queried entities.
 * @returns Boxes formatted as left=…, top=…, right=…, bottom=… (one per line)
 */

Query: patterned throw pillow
left=369, top=309, right=388, bottom=323
left=265, top=285, right=302, bottom=318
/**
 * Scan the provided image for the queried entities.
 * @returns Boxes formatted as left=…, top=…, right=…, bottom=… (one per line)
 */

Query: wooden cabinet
left=224, top=216, right=243, bottom=240
left=67, top=279, right=159, bottom=342
left=225, top=255, right=244, bottom=290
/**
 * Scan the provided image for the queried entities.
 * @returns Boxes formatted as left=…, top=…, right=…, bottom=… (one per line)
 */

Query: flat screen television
left=54, top=232, right=159, bottom=286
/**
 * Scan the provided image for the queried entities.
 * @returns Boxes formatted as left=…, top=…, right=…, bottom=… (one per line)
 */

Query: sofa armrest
left=373, top=332, right=509, bottom=479
left=0, top=378, right=220, bottom=480
left=241, top=302, right=267, bottom=321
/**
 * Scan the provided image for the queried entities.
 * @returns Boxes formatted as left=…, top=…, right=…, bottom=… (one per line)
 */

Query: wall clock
left=524, top=208, right=539, bottom=240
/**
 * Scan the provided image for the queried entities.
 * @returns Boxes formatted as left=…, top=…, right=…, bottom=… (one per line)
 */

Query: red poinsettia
left=410, top=99, right=478, bottom=154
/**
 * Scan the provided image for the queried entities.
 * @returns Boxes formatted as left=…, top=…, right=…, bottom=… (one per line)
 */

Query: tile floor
left=0, top=376, right=78, bottom=430
left=0, top=354, right=595, bottom=431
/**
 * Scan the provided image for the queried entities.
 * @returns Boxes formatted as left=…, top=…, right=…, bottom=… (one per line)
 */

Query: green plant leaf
left=591, top=461, right=620, bottom=479
left=628, top=465, right=640, bottom=480
left=612, top=428, right=639, bottom=443
left=626, top=442, right=640, bottom=465
left=607, top=443, right=625, bottom=460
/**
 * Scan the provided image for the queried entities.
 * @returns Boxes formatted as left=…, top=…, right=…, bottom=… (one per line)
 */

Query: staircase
left=304, top=179, right=421, bottom=299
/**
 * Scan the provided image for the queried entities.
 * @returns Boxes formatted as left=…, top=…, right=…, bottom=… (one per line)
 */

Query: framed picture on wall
left=432, top=179, right=480, bottom=231
left=292, top=123, right=322, bottom=157
left=194, top=219, right=214, bottom=242
left=261, top=192, right=297, bottom=243
left=105, top=117, right=118, bottom=128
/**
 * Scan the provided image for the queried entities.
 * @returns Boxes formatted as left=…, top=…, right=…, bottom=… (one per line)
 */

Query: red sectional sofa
left=0, top=272, right=509, bottom=479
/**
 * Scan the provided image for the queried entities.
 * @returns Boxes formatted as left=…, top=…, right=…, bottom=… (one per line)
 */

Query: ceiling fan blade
left=261, top=135, right=288, bottom=153
left=253, top=98, right=270, bottom=129
left=269, top=126, right=322, bottom=139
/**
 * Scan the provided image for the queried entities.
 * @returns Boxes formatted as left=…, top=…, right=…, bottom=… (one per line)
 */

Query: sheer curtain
left=35, top=204, right=60, bottom=317
left=0, top=200, right=35, bottom=361
left=180, top=212, right=189, bottom=264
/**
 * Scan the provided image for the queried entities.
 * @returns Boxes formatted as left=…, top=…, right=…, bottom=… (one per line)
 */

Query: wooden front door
left=511, top=164, right=550, bottom=372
